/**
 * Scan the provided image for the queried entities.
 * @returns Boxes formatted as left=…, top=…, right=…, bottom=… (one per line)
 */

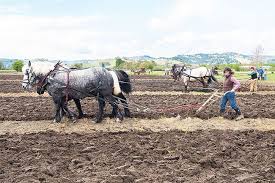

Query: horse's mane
left=28, top=61, right=69, bottom=75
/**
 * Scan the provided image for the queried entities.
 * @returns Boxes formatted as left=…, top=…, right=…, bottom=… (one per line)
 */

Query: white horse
left=181, top=67, right=218, bottom=90
left=171, top=64, right=218, bottom=91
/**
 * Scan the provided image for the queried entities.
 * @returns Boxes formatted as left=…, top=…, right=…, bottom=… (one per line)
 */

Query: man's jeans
left=220, top=91, right=240, bottom=113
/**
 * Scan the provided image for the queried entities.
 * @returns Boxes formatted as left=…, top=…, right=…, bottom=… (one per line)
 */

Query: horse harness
left=179, top=67, right=213, bottom=85
left=34, top=62, right=62, bottom=89
left=38, top=63, right=102, bottom=103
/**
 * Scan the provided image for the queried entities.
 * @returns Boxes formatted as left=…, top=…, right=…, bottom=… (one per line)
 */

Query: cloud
left=149, top=0, right=216, bottom=31
left=0, top=1, right=275, bottom=59
left=0, top=13, right=151, bottom=59
left=0, top=4, right=30, bottom=14
left=147, top=0, right=275, bottom=55
left=0, top=15, right=125, bottom=59
left=149, top=30, right=275, bottom=56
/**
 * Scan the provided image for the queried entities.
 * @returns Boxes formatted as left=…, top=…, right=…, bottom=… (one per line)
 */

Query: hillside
left=127, top=52, right=275, bottom=65
left=1, top=52, right=275, bottom=68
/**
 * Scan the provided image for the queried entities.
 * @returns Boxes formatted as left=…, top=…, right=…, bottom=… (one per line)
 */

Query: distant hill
left=1, top=53, right=275, bottom=69
left=126, top=52, right=275, bottom=65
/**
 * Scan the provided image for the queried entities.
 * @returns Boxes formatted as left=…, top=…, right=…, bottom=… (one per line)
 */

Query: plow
left=196, top=89, right=222, bottom=114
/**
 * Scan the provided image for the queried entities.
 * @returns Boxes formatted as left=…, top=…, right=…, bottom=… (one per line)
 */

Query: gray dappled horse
left=171, top=64, right=186, bottom=81
left=37, top=68, right=132, bottom=121
left=22, top=61, right=131, bottom=123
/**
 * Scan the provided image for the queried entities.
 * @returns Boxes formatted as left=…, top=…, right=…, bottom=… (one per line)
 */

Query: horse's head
left=171, top=64, right=183, bottom=80
left=22, top=60, right=62, bottom=90
left=36, top=85, right=46, bottom=95
left=181, top=65, right=187, bottom=71
left=211, top=66, right=219, bottom=75
left=22, top=60, right=36, bottom=90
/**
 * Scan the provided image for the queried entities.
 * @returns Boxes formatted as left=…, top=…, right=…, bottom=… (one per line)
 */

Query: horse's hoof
left=124, top=113, right=131, bottom=118
left=109, top=114, right=115, bottom=119
left=78, top=114, right=86, bottom=119
left=71, top=117, right=77, bottom=123
left=94, top=118, right=102, bottom=123
left=116, top=118, right=122, bottom=122
left=125, top=114, right=131, bottom=118
left=53, top=119, right=61, bottom=123
left=124, top=112, right=131, bottom=118
left=117, top=113, right=124, bottom=121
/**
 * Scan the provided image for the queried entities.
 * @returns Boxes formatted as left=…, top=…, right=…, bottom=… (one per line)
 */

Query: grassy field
left=142, top=70, right=275, bottom=82
left=2, top=69, right=275, bottom=82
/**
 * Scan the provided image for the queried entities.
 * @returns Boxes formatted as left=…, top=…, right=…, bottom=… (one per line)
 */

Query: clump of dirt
left=0, top=130, right=274, bottom=182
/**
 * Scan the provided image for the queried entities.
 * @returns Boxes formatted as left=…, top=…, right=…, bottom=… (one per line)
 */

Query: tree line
left=0, top=60, right=24, bottom=72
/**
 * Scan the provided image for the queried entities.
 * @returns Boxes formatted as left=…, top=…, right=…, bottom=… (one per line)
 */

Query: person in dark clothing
left=249, top=66, right=258, bottom=92
left=220, top=67, right=244, bottom=120
left=257, top=67, right=264, bottom=80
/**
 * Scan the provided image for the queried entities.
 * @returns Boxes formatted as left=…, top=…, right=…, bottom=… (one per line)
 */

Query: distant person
left=249, top=66, right=258, bottom=92
left=257, top=67, right=264, bottom=80
left=147, top=69, right=152, bottom=74
left=263, top=69, right=268, bottom=80
left=164, top=68, right=170, bottom=76
left=220, top=67, right=244, bottom=121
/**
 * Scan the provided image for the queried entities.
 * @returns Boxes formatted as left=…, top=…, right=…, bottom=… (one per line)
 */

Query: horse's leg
left=183, top=77, right=188, bottom=92
left=60, top=107, right=66, bottom=118
left=53, top=98, right=62, bottom=123
left=185, top=82, right=188, bottom=91
left=200, top=78, right=207, bottom=88
left=110, top=98, right=118, bottom=118
left=62, top=100, right=77, bottom=122
left=118, top=93, right=131, bottom=117
left=106, top=95, right=123, bottom=121
left=95, top=94, right=105, bottom=123
left=211, top=75, right=218, bottom=83
left=73, top=98, right=86, bottom=119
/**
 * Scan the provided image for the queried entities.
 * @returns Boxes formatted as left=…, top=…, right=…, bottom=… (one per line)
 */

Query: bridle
left=32, top=62, right=72, bottom=102
left=22, top=69, right=31, bottom=85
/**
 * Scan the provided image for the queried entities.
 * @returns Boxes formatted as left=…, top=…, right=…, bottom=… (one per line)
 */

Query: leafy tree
left=115, top=57, right=125, bottom=68
left=0, top=62, right=4, bottom=70
left=145, top=61, right=156, bottom=70
left=217, top=64, right=242, bottom=72
left=12, top=60, right=24, bottom=72
left=72, top=63, right=83, bottom=69
left=231, top=64, right=241, bottom=71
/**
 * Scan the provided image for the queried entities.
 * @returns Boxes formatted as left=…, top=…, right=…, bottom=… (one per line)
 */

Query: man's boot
left=219, top=109, right=226, bottom=118
left=234, top=108, right=244, bottom=121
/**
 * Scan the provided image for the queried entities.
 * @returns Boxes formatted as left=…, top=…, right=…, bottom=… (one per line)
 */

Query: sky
left=0, top=0, right=274, bottom=60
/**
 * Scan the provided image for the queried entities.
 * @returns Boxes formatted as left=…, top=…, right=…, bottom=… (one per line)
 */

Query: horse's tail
left=207, top=75, right=218, bottom=85
left=211, top=75, right=218, bottom=82
left=207, top=77, right=212, bottom=84
left=115, top=70, right=132, bottom=94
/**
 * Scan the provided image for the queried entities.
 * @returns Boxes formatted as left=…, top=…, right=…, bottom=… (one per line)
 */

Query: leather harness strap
left=34, top=63, right=60, bottom=88
left=65, top=70, right=70, bottom=103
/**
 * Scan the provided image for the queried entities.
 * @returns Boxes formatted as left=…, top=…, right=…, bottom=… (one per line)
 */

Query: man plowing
left=220, top=67, right=244, bottom=121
